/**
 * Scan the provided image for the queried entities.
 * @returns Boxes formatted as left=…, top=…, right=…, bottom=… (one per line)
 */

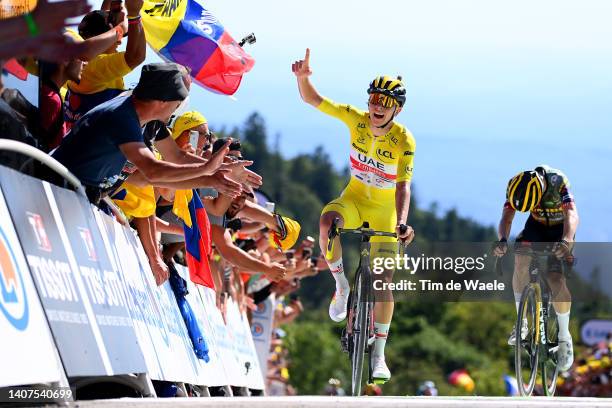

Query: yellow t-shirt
left=317, top=97, right=416, bottom=202
left=67, top=52, right=131, bottom=94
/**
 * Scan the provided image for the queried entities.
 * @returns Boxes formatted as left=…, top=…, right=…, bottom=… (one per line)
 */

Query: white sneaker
left=508, top=318, right=529, bottom=346
left=557, top=339, right=574, bottom=372
left=371, top=356, right=391, bottom=383
left=329, top=288, right=349, bottom=322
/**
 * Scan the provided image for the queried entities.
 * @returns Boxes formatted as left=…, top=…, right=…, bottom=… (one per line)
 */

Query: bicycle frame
left=328, top=219, right=401, bottom=396
left=509, top=247, right=568, bottom=396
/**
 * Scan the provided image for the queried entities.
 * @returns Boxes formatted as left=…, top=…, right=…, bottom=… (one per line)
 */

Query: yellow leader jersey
left=317, top=97, right=416, bottom=203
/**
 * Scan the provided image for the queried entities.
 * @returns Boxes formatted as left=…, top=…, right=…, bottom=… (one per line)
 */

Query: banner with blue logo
left=0, top=186, right=63, bottom=387
left=47, top=183, right=147, bottom=375
left=0, top=166, right=106, bottom=376
left=0, top=164, right=265, bottom=390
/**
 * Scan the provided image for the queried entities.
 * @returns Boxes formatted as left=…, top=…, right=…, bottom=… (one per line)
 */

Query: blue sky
left=5, top=0, right=611, bottom=240
left=193, top=0, right=612, bottom=241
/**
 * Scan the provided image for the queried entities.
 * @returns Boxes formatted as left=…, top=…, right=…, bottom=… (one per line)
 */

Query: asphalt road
left=75, top=396, right=612, bottom=407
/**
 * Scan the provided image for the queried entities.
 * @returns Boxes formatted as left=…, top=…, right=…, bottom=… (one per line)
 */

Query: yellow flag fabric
left=173, top=189, right=194, bottom=227
left=112, top=183, right=156, bottom=218
left=141, top=0, right=187, bottom=51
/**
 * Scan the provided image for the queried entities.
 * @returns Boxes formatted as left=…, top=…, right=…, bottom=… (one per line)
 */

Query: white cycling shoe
left=557, top=338, right=574, bottom=372
left=371, top=356, right=391, bottom=383
left=508, top=318, right=529, bottom=346
left=329, top=288, right=349, bottom=322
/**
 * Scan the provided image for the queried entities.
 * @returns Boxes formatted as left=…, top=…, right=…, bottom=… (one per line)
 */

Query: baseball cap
left=172, top=111, right=207, bottom=139
left=133, top=63, right=190, bottom=102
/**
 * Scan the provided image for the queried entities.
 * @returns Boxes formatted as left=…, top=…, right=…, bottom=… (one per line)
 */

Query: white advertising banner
left=95, top=211, right=163, bottom=381
left=0, top=187, right=62, bottom=387
left=198, top=286, right=246, bottom=386
left=250, top=294, right=275, bottom=380
left=181, top=266, right=229, bottom=386
left=225, top=298, right=265, bottom=390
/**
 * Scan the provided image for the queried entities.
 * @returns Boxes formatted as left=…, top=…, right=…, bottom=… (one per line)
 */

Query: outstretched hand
left=202, top=139, right=231, bottom=175
left=32, top=0, right=91, bottom=35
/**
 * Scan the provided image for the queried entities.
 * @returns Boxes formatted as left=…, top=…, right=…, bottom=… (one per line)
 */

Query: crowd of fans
left=0, top=0, right=326, bottom=396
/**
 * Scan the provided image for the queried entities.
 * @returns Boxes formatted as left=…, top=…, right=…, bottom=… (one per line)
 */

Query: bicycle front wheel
left=350, top=268, right=369, bottom=396
left=541, top=300, right=559, bottom=396
left=515, top=285, right=540, bottom=396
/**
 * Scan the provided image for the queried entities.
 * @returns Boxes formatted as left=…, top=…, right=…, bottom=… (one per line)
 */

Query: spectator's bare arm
left=120, top=142, right=241, bottom=196
left=124, top=0, right=146, bottom=68
left=211, top=225, right=286, bottom=281
left=75, top=29, right=121, bottom=61
left=0, top=33, right=82, bottom=62
left=133, top=215, right=169, bottom=285
left=155, top=217, right=183, bottom=236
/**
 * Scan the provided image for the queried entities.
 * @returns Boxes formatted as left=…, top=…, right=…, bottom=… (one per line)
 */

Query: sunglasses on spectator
left=204, top=130, right=215, bottom=144
left=368, top=93, right=398, bottom=108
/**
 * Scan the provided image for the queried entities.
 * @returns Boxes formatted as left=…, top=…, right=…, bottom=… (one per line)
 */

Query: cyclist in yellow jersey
left=292, top=49, right=415, bottom=382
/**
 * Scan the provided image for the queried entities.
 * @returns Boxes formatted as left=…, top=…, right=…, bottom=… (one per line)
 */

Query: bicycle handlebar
left=326, top=219, right=408, bottom=260
left=493, top=245, right=574, bottom=277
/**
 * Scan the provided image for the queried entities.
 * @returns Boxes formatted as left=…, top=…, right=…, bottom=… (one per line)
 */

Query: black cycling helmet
left=367, top=75, right=406, bottom=107
left=506, top=170, right=544, bottom=212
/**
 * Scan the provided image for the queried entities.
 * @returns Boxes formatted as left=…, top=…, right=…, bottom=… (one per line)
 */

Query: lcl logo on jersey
left=376, top=148, right=396, bottom=161
left=78, top=227, right=97, bottom=261
left=0, top=228, right=29, bottom=331
left=26, top=212, right=51, bottom=252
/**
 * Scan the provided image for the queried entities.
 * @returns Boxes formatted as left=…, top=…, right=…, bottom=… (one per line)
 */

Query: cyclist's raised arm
left=292, top=48, right=323, bottom=107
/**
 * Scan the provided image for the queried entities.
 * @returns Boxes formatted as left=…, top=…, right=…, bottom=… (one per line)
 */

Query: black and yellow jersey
left=505, top=165, right=574, bottom=226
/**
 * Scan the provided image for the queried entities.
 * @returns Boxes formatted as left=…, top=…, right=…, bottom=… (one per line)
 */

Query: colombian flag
left=141, top=0, right=255, bottom=95
left=179, top=190, right=215, bottom=289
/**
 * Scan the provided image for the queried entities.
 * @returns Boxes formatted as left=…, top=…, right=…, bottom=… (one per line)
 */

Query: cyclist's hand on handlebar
left=553, top=239, right=572, bottom=259
left=396, top=224, right=415, bottom=243
left=493, top=238, right=508, bottom=257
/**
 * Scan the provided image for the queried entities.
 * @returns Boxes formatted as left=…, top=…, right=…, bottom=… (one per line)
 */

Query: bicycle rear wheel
left=541, top=300, right=559, bottom=396
left=515, top=285, right=540, bottom=396
left=350, top=268, right=369, bottom=396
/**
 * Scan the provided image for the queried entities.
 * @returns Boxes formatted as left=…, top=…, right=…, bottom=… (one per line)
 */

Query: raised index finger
left=304, top=48, right=310, bottom=65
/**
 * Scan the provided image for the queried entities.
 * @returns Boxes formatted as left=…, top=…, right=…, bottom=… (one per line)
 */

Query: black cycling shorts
left=515, top=216, right=565, bottom=274
left=515, top=216, right=563, bottom=245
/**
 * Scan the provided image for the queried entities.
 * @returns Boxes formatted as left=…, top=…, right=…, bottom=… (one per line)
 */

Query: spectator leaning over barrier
left=171, top=110, right=212, bottom=156
left=52, top=62, right=244, bottom=207
left=64, top=0, right=146, bottom=128
left=123, top=111, right=261, bottom=284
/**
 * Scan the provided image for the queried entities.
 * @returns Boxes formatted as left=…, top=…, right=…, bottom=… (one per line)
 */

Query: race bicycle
left=327, top=219, right=407, bottom=396
left=496, top=245, right=572, bottom=396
